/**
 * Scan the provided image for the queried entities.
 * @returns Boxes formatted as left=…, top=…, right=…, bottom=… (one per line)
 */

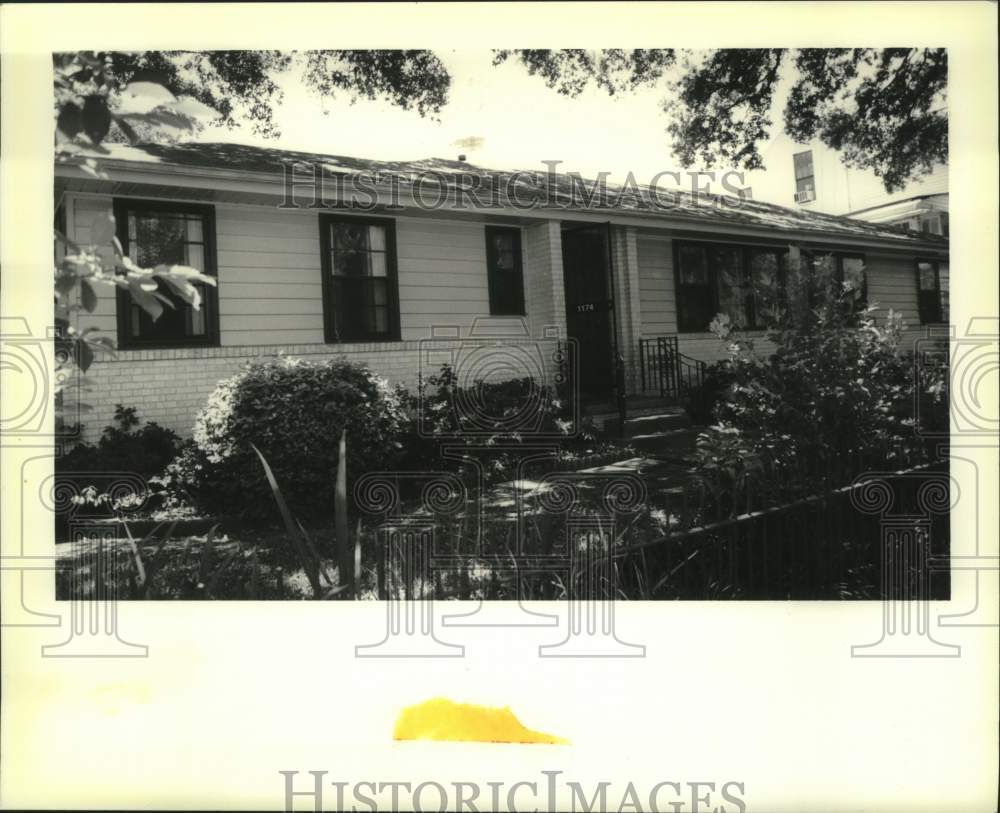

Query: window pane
left=326, top=220, right=397, bottom=340
left=793, top=151, right=814, bottom=180
left=332, top=277, right=390, bottom=339
left=185, top=216, right=204, bottom=242
left=939, top=263, right=949, bottom=321
left=677, top=288, right=714, bottom=332
left=749, top=251, right=781, bottom=324
left=331, top=222, right=388, bottom=278
left=918, top=262, right=937, bottom=291
left=333, top=250, right=369, bottom=277
left=373, top=307, right=388, bottom=333
left=678, top=245, right=708, bottom=285
left=332, top=223, right=369, bottom=252
left=123, top=206, right=212, bottom=344
left=369, top=251, right=387, bottom=278
left=750, top=251, right=779, bottom=288
left=712, top=247, right=748, bottom=326
left=184, top=243, right=205, bottom=272
left=486, top=228, right=524, bottom=315
left=188, top=283, right=207, bottom=334
left=367, top=224, right=386, bottom=252
left=840, top=256, right=866, bottom=299
left=131, top=213, right=186, bottom=266
left=492, top=232, right=515, bottom=270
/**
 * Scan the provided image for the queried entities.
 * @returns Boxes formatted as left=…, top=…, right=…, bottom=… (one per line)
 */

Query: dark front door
left=562, top=224, right=615, bottom=398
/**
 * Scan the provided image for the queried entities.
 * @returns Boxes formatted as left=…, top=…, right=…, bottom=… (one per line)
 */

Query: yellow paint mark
left=393, top=698, right=568, bottom=745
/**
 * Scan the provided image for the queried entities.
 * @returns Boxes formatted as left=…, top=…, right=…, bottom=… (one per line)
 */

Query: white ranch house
left=55, top=143, right=950, bottom=440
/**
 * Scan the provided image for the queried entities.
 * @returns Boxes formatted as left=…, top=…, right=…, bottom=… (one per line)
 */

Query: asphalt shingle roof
left=63, top=142, right=949, bottom=248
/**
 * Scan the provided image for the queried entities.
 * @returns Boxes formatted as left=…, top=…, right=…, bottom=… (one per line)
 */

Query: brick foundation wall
left=72, top=333, right=567, bottom=442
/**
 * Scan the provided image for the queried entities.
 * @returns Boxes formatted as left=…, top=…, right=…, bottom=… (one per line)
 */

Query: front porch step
left=583, top=399, right=685, bottom=433
left=607, top=409, right=692, bottom=436
left=628, top=426, right=704, bottom=462
left=582, top=395, right=679, bottom=415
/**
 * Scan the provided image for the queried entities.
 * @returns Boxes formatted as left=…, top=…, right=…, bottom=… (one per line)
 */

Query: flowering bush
left=412, top=363, right=571, bottom=442
left=696, top=253, right=946, bottom=478
left=159, top=356, right=409, bottom=518
left=397, top=363, right=575, bottom=482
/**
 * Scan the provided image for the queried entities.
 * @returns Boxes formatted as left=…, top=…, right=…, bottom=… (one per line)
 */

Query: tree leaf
left=56, top=102, right=83, bottom=139
left=127, top=277, right=164, bottom=320
left=81, top=95, right=112, bottom=144
left=76, top=338, right=95, bottom=372
left=158, top=275, right=201, bottom=308
left=153, top=263, right=215, bottom=283
left=80, top=280, right=98, bottom=312
left=89, top=212, right=116, bottom=246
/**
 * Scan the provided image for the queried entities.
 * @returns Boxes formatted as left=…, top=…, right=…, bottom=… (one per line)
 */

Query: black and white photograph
left=47, top=46, right=957, bottom=604
left=1, top=3, right=997, bottom=812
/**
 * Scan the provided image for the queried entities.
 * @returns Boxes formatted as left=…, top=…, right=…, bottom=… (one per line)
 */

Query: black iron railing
left=614, top=351, right=627, bottom=438
left=638, top=335, right=707, bottom=400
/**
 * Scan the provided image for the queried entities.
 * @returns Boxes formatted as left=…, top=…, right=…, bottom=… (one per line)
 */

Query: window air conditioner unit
left=794, top=190, right=816, bottom=204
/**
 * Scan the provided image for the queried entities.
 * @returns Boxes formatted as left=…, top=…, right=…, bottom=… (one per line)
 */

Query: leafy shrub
left=159, top=356, right=408, bottom=519
left=59, top=405, right=182, bottom=478
left=696, top=254, right=945, bottom=477
left=681, top=361, right=729, bottom=425
left=397, top=363, right=574, bottom=482
left=415, top=363, right=571, bottom=438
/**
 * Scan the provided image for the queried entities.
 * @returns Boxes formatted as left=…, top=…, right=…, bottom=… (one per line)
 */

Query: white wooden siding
left=637, top=234, right=675, bottom=337
left=69, top=192, right=939, bottom=366
left=68, top=195, right=503, bottom=347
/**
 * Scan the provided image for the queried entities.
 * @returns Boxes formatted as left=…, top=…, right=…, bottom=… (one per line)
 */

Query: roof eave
left=54, top=157, right=949, bottom=255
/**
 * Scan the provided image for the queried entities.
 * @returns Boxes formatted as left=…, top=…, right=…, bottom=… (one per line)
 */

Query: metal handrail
left=638, top=335, right=706, bottom=400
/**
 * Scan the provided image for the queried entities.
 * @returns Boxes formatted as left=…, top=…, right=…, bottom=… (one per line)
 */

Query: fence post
left=615, top=352, right=627, bottom=438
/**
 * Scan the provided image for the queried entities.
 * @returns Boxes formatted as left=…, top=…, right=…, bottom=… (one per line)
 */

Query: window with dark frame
left=798, top=250, right=868, bottom=310
left=916, top=259, right=946, bottom=324
left=485, top=226, right=525, bottom=316
left=674, top=241, right=785, bottom=332
left=836, top=254, right=868, bottom=306
left=113, top=199, right=218, bottom=349
left=793, top=150, right=816, bottom=201
left=319, top=215, right=400, bottom=343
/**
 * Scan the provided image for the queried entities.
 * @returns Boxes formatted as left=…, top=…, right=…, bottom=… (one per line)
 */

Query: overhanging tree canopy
left=60, top=48, right=948, bottom=193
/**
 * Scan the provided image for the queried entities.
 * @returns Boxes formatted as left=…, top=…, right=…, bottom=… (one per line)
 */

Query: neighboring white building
left=747, top=136, right=949, bottom=236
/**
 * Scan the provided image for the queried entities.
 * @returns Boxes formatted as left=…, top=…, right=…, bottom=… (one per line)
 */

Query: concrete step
left=627, top=426, right=704, bottom=462
left=582, top=395, right=679, bottom=415
left=583, top=397, right=680, bottom=432
left=619, top=410, right=692, bottom=436
left=592, top=405, right=689, bottom=435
